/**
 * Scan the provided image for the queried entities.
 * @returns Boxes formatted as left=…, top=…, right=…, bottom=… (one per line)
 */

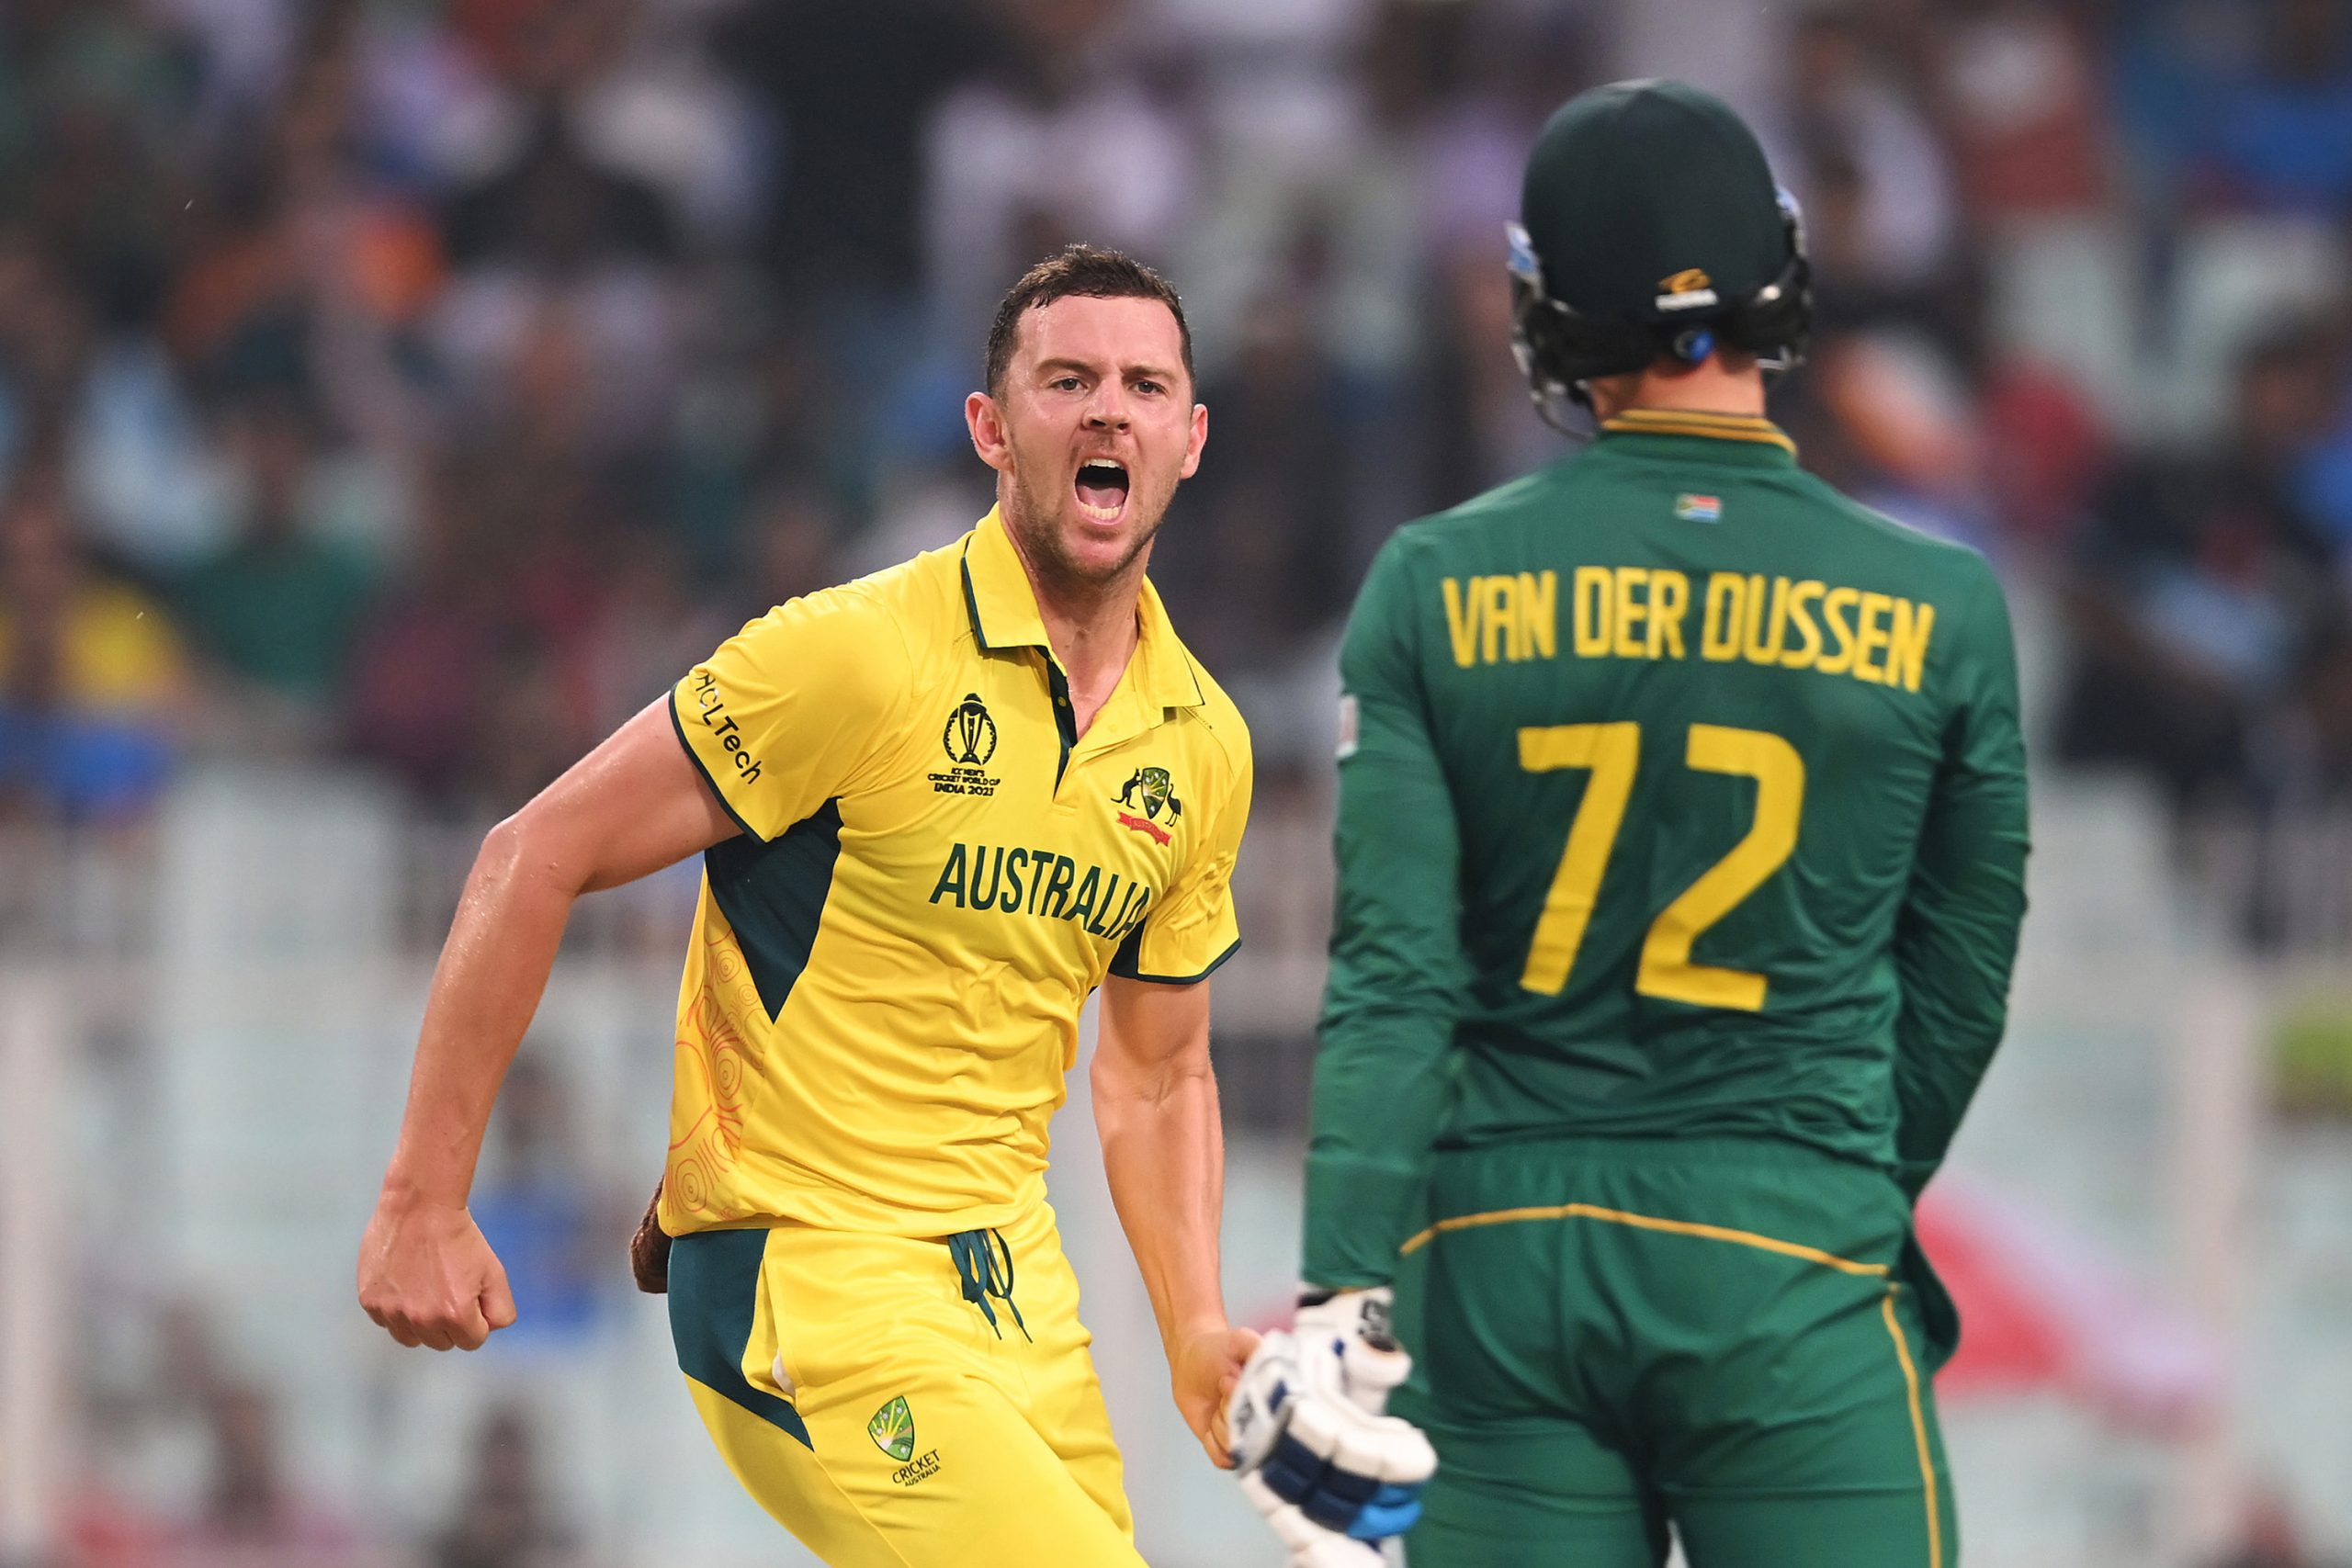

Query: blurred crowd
left=6, top=0, right=2352, bottom=827
left=12, top=6, right=2352, bottom=1563
left=59, top=1043, right=637, bottom=1568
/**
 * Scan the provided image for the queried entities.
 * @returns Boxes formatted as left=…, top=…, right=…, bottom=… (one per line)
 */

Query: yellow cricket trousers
left=666, top=1200, right=1146, bottom=1566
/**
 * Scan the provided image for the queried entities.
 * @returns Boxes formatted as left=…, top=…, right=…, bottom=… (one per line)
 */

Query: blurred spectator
left=6, top=0, right=187, bottom=332
left=735, top=477, right=845, bottom=622
left=343, top=464, right=503, bottom=805
left=1418, top=8, right=1598, bottom=264
left=0, top=232, right=226, bottom=567
left=1801, top=329, right=1999, bottom=552
left=1976, top=354, right=2109, bottom=545
left=174, top=394, right=378, bottom=707
left=924, top=0, right=1195, bottom=353
left=434, top=123, right=684, bottom=455
left=441, top=104, right=676, bottom=276
left=2189, top=0, right=2352, bottom=217
left=168, top=1383, right=365, bottom=1566
left=469, top=1051, right=611, bottom=1348
left=559, top=3, right=768, bottom=249
left=0, top=473, right=183, bottom=823
left=2119, top=0, right=2352, bottom=220
left=2205, top=1482, right=2352, bottom=1567
left=580, top=521, right=730, bottom=733
left=1418, top=235, right=1557, bottom=508
left=1780, top=5, right=1960, bottom=308
left=1180, top=0, right=1508, bottom=388
left=431, top=1405, right=586, bottom=1568
left=1927, top=0, right=2113, bottom=224
left=2279, top=614, right=2352, bottom=807
left=2053, top=321, right=2347, bottom=805
left=474, top=634, right=593, bottom=809
left=1158, top=282, right=1352, bottom=673
left=2290, top=325, right=2352, bottom=554
left=17, top=0, right=2352, bottom=1562
left=714, top=0, right=994, bottom=299
left=65, top=1297, right=235, bottom=1567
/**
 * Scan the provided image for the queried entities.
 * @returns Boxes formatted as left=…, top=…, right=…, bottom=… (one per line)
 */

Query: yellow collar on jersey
left=1599, top=406, right=1798, bottom=457
left=960, top=505, right=1207, bottom=710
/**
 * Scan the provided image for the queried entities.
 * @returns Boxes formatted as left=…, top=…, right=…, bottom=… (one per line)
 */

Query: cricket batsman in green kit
left=1224, top=80, right=2030, bottom=1567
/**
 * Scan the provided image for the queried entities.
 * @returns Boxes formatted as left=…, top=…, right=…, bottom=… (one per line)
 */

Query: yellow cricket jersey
left=658, top=507, right=1252, bottom=1239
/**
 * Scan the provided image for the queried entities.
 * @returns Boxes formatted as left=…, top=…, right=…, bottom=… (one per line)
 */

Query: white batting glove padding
left=1226, top=1288, right=1437, bottom=1562
left=1239, top=1472, right=1390, bottom=1568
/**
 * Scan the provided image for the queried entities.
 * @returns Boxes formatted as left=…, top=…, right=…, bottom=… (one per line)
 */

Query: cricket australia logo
left=870, top=1395, right=942, bottom=1486
left=930, top=694, right=1001, bottom=797
left=1113, top=766, right=1182, bottom=846
left=868, top=1396, right=915, bottom=1461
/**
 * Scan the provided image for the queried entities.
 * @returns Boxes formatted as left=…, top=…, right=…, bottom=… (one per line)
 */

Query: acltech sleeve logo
left=1113, top=766, right=1182, bottom=845
left=688, top=670, right=763, bottom=784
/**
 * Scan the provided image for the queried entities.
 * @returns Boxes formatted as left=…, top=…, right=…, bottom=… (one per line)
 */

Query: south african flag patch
left=1675, top=493, right=1723, bottom=523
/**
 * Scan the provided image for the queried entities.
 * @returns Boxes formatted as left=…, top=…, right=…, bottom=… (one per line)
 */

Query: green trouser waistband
left=1414, top=1134, right=1956, bottom=1367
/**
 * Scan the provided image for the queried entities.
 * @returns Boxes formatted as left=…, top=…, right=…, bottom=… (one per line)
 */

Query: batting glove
left=1227, top=1288, right=1436, bottom=1565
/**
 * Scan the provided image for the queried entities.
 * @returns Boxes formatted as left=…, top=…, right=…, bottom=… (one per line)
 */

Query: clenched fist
left=356, top=1190, right=517, bottom=1351
left=1171, top=1323, right=1261, bottom=1470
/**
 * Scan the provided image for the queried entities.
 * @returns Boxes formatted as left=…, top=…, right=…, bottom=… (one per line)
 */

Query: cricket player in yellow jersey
left=356, top=244, right=1260, bottom=1565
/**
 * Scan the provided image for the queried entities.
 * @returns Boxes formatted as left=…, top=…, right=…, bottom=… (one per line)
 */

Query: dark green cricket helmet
left=1507, top=78, right=1811, bottom=417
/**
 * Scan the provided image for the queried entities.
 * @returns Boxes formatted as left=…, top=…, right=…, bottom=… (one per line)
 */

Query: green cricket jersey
left=1302, top=408, right=2030, bottom=1287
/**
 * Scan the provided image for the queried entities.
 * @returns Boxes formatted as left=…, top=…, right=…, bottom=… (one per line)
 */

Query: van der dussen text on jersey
left=1441, top=569, right=1934, bottom=691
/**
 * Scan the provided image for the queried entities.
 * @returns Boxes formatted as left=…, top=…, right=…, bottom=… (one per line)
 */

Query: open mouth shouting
left=1076, top=457, right=1132, bottom=525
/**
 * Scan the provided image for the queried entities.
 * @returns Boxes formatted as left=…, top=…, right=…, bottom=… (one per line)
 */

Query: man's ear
left=1180, top=401, right=1207, bottom=480
left=967, top=389, right=1012, bottom=474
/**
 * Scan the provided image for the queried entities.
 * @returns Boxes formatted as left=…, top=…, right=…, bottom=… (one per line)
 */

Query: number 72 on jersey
left=1518, top=723, right=1803, bottom=1011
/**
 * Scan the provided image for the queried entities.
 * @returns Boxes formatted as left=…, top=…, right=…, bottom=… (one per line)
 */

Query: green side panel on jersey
left=704, top=799, right=845, bottom=1022
left=668, top=1228, right=813, bottom=1449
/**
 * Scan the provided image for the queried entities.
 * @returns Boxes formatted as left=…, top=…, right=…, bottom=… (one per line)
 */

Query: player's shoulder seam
left=1378, top=460, right=1585, bottom=575
left=766, top=570, right=924, bottom=708
left=853, top=549, right=955, bottom=657
left=1190, top=665, right=1252, bottom=757
left=1158, top=653, right=1250, bottom=781
left=1394, top=465, right=1567, bottom=546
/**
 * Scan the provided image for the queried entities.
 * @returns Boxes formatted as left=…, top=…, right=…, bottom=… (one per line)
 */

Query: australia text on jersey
left=1440, top=568, right=1938, bottom=691
left=927, top=842, right=1155, bottom=944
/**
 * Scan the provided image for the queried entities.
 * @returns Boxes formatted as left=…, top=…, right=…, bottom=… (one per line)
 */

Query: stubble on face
left=1001, top=460, right=1163, bottom=596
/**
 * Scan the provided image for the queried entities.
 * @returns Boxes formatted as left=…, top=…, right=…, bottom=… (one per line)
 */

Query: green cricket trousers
left=1394, top=1136, right=1959, bottom=1568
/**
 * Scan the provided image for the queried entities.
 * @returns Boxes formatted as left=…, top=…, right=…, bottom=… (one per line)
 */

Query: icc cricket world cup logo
left=944, top=694, right=999, bottom=766
left=1114, top=765, right=1182, bottom=846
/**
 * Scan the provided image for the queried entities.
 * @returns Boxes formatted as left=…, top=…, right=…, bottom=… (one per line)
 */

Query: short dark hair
left=984, top=243, right=1194, bottom=396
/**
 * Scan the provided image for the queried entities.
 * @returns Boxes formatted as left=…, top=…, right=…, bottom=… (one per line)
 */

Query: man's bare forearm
left=358, top=701, right=733, bottom=1352
left=1096, top=1053, right=1230, bottom=1356
left=380, top=818, right=582, bottom=1207
left=376, top=700, right=736, bottom=1211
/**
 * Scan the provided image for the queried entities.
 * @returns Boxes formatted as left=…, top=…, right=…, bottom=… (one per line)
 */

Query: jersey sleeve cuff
left=1106, top=931, right=1240, bottom=986
left=670, top=687, right=764, bottom=842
